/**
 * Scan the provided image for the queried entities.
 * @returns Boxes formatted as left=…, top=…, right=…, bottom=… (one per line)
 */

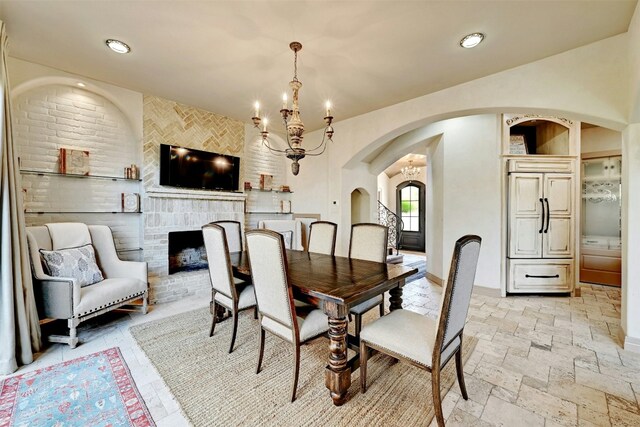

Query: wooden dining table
left=228, top=249, right=417, bottom=406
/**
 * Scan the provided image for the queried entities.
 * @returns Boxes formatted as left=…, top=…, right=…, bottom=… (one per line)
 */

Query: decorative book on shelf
left=59, top=148, right=90, bottom=175
left=259, top=174, right=273, bottom=191
left=122, top=193, right=140, bottom=213
left=281, top=200, right=291, bottom=213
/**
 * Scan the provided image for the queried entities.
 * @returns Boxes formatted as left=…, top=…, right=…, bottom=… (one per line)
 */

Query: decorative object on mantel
left=122, top=192, right=141, bottom=213
left=401, top=160, right=421, bottom=182
left=259, top=174, right=273, bottom=191
left=59, top=148, right=89, bottom=175
left=281, top=200, right=292, bottom=214
left=244, top=181, right=252, bottom=191
left=509, top=134, right=528, bottom=155
left=280, top=185, right=291, bottom=193
left=251, top=41, right=335, bottom=176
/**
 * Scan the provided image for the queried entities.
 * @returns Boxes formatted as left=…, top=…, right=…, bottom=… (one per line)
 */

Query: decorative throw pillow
left=40, top=244, right=104, bottom=287
left=278, top=230, right=294, bottom=249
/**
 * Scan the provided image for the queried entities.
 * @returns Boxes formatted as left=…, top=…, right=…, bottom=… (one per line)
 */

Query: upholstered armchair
left=26, top=223, right=148, bottom=348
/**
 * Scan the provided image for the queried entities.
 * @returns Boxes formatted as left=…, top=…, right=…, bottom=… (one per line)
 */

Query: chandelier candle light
left=401, top=160, right=421, bottom=181
left=251, top=42, right=335, bottom=176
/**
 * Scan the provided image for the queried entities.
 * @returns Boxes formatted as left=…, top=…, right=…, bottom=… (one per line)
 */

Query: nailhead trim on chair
left=77, top=290, right=146, bottom=316
left=361, top=338, right=461, bottom=368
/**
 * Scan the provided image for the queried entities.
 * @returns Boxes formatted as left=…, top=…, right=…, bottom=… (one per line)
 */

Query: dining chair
left=307, top=221, right=338, bottom=255
left=246, top=229, right=329, bottom=402
left=202, top=224, right=257, bottom=353
left=349, top=223, right=389, bottom=336
left=211, top=220, right=243, bottom=252
left=359, top=235, right=482, bottom=427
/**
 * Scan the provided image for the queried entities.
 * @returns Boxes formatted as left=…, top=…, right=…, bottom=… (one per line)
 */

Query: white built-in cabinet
left=503, top=115, right=580, bottom=294
left=508, top=172, right=574, bottom=259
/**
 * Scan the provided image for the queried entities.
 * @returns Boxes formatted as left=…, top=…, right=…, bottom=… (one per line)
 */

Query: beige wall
left=621, top=1, right=640, bottom=353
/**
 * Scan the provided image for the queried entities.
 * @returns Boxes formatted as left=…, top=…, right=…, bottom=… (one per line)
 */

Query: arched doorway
left=351, top=188, right=371, bottom=224
left=396, top=180, right=425, bottom=251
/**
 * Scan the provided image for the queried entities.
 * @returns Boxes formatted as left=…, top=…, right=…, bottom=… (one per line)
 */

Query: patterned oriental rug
left=130, top=307, right=477, bottom=427
left=0, top=348, right=155, bottom=427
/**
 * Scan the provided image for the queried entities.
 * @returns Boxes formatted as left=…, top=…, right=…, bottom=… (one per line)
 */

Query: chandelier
left=401, top=160, right=421, bottom=181
left=251, top=42, right=334, bottom=176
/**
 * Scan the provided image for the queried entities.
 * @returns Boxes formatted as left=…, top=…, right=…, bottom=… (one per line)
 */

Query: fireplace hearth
left=168, top=230, right=207, bottom=274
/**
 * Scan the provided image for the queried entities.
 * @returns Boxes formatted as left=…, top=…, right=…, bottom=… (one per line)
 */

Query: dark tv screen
left=159, top=144, right=240, bottom=192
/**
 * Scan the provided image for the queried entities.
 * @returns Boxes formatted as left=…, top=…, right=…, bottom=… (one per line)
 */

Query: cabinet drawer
left=509, top=159, right=574, bottom=173
left=508, top=260, right=574, bottom=293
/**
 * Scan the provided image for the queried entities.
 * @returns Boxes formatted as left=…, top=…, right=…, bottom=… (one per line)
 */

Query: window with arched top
left=400, top=185, right=420, bottom=231
left=396, top=181, right=425, bottom=251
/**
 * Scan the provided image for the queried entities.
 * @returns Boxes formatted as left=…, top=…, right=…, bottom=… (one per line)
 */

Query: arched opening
left=397, top=180, right=425, bottom=252
left=350, top=188, right=370, bottom=224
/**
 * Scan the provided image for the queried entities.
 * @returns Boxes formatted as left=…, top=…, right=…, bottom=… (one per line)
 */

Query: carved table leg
left=389, top=279, right=405, bottom=311
left=323, top=301, right=350, bottom=406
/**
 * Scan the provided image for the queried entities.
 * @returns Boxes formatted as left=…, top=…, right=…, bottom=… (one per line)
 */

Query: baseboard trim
left=425, top=272, right=501, bottom=298
left=618, top=328, right=640, bottom=353
left=472, top=285, right=502, bottom=298
left=426, top=272, right=443, bottom=286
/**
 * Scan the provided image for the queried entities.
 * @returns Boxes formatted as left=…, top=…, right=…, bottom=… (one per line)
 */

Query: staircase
left=377, top=201, right=404, bottom=263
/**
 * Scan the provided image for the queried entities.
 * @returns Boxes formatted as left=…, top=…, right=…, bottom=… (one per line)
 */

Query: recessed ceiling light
left=105, top=39, right=131, bottom=54
left=459, top=32, right=485, bottom=49
left=77, top=82, right=86, bottom=87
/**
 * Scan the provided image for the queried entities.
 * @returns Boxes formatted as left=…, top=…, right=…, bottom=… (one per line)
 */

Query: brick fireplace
left=143, top=190, right=245, bottom=304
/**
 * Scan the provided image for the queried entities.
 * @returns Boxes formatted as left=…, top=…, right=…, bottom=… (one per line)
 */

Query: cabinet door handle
left=525, top=274, right=560, bottom=279
left=539, top=198, right=545, bottom=233
left=544, top=198, right=550, bottom=233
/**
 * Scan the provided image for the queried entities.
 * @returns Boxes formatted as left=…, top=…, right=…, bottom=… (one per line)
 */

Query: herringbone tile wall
left=142, top=95, right=245, bottom=190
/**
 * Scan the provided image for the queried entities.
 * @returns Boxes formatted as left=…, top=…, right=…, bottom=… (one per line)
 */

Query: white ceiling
left=384, top=153, right=427, bottom=178
left=0, top=1, right=636, bottom=130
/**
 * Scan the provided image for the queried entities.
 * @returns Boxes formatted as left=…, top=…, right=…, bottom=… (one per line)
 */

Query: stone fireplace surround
left=144, top=189, right=245, bottom=304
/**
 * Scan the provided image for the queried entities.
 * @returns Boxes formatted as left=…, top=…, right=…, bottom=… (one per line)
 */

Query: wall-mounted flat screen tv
left=159, top=144, right=240, bottom=192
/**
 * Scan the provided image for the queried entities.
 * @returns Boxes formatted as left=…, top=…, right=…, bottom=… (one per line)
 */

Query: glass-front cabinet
left=580, top=155, right=622, bottom=286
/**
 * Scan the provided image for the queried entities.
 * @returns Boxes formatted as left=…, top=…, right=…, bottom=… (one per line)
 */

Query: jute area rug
left=130, top=308, right=477, bottom=427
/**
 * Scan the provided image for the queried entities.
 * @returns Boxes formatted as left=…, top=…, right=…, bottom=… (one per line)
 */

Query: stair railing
left=377, top=200, right=404, bottom=255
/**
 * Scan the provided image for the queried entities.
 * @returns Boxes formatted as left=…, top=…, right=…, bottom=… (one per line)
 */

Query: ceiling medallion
left=251, top=42, right=334, bottom=176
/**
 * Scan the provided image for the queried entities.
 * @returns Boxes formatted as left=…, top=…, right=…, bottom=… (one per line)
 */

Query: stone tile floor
left=3, top=280, right=639, bottom=426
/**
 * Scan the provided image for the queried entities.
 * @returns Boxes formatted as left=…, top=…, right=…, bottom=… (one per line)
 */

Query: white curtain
left=0, top=20, right=41, bottom=375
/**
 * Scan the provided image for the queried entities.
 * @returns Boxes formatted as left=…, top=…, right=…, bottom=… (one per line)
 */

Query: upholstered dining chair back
left=212, top=220, right=243, bottom=252
left=246, top=230, right=295, bottom=329
left=202, top=224, right=236, bottom=300
left=349, top=223, right=388, bottom=263
left=307, top=221, right=337, bottom=255
left=436, top=235, right=482, bottom=355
